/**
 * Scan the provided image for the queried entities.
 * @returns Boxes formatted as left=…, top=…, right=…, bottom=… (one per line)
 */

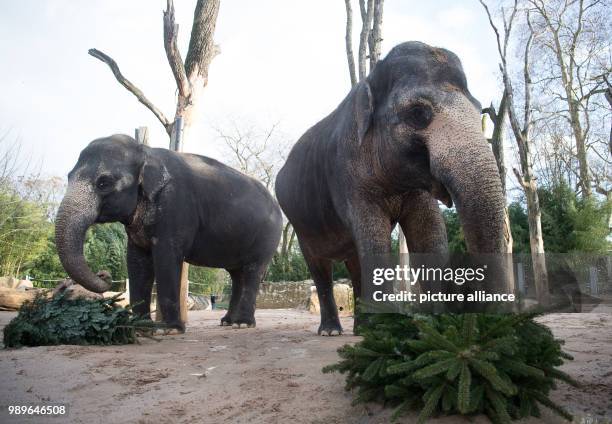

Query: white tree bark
left=480, top=0, right=548, bottom=304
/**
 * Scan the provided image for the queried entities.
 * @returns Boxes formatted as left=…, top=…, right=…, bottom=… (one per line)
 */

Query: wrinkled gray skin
left=56, top=135, right=282, bottom=331
left=276, top=42, right=506, bottom=335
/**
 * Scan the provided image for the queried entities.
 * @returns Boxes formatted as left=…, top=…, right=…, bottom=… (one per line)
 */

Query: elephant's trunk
left=426, top=94, right=512, bottom=297
left=427, top=94, right=506, bottom=255
left=55, top=181, right=110, bottom=293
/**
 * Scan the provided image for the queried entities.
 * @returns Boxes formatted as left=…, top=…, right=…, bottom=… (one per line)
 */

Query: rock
left=309, top=283, right=354, bottom=316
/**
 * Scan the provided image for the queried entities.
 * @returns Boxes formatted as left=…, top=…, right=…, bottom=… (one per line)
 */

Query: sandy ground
left=0, top=308, right=611, bottom=424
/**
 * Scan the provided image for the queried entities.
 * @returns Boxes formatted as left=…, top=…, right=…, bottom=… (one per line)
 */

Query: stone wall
left=308, top=283, right=354, bottom=316
left=256, top=280, right=354, bottom=315
left=256, top=281, right=313, bottom=309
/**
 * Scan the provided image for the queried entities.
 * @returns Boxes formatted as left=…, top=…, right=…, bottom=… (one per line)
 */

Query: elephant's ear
left=354, top=80, right=374, bottom=146
left=139, top=152, right=170, bottom=200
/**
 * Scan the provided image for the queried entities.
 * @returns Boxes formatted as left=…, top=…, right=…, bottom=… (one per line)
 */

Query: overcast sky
left=0, top=0, right=501, bottom=178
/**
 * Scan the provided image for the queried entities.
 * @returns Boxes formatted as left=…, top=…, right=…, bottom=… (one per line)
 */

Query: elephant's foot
left=220, top=314, right=233, bottom=326
left=318, top=318, right=343, bottom=336
left=220, top=312, right=256, bottom=328
left=151, top=327, right=184, bottom=336
left=231, top=313, right=256, bottom=328
left=163, top=319, right=185, bottom=334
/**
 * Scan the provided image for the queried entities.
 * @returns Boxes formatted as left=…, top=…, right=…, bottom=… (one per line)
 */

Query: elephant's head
left=353, top=41, right=505, bottom=254
left=55, top=135, right=168, bottom=292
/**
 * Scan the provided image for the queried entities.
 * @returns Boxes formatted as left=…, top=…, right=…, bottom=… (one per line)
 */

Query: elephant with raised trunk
left=56, top=135, right=282, bottom=331
left=276, top=42, right=508, bottom=336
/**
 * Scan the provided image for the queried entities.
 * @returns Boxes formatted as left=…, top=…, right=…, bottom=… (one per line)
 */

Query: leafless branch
left=88, top=48, right=172, bottom=133
left=513, top=167, right=529, bottom=189
left=163, top=0, right=191, bottom=99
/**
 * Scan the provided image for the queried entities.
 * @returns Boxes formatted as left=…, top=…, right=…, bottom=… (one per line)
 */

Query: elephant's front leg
left=399, top=191, right=448, bottom=256
left=399, top=191, right=448, bottom=311
left=349, top=202, right=395, bottom=311
left=151, top=245, right=185, bottom=332
left=126, top=241, right=155, bottom=320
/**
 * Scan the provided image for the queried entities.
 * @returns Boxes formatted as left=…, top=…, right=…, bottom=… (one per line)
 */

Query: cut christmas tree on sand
left=323, top=312, right=579, bottom=423
left=3, top=292, right=164, bottom=348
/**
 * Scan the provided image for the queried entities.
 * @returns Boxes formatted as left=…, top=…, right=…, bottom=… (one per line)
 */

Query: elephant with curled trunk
left=56, top=135, right=283, bottom=331
left=276, top=41, right=508, bottom=336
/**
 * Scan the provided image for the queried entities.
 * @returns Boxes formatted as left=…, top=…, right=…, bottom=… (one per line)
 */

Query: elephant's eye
left=402, top=104, right=433, bottom=130
left=96, top=175, right=114, bottom=191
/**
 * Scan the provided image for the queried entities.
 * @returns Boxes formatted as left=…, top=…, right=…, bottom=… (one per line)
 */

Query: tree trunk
left=398, top=226, right=409, bottom=292
left=0, top=287, right=47, bottom=311
left=368, top=0, right=384, bottom=70
left=524, top=180, right=549, bottom=305
left=568, top=100, right=591, bottom=197
left=344, top=0, right=357, bottom=87
left=357, top=0, right=374, bottom=80
left=482, top=91, right=512, bottom=253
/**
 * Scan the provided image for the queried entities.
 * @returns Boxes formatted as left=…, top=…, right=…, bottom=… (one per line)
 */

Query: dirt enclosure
left=0, top=308, right=611, bottom=424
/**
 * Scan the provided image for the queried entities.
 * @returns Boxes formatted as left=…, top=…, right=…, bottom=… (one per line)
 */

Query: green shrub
left=3, top=292, right=159, bottom=348
left=323, top=313, right=578, bottom=423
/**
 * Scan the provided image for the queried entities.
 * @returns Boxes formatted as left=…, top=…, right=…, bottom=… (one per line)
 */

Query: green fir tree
left=323, top=313, right=578, bottom=423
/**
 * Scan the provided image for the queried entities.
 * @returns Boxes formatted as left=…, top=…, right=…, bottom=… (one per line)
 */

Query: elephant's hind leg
left=220, top=269, right=244, bottom=326
left=225, top=263, right=267, bottom=328
left=302, top=246, right=342, bottom=336
left=345, top=254, right=365, bottom=335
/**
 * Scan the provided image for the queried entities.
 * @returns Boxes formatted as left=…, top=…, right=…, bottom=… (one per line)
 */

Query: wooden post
left=170, top=117, right=184, bottom=151
left=516, top=262, right=525, bottom=295
left=398, top=226, right=409, bottom=293
left=124, top=278, right=130, bottom=304
left=169, top=117, right=189, bottom=324
left=135, top=126, right=149, bottom=145
left=589, top=266, right=598, bottom=296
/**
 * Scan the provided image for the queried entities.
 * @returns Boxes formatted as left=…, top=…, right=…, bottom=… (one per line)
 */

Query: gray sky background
left=0, top=0, right=501, bottom=178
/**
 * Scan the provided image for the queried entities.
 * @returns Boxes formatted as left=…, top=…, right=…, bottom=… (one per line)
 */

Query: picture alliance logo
left=372, top=264, right=488, bottom=286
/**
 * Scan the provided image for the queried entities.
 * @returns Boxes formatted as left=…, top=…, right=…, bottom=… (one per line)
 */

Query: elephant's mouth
left=431, top=180, right=453, bottom=208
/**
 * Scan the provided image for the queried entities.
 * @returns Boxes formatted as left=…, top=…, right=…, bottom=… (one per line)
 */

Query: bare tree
left=215, top=121, right=283, bottom=190
left=344, top=0, right=357, bottom=87
left=480, top=0, right=550, bottom=304
left=88, top=0, right=221, bottom=322
left=90, top=0, right=220, bottom=144
left=605, top=75, right=612, bottom=153
left=528, top=0, right=611, bottom=197
left=0, top=135, right=52, bottom=277
left=215, top=120, right=296, bottom=276
left=358, top=0, right=375, bottom=81
left=368, top=0, right=384, bottom=69
left=482, top=89, right=514, bottom=252
left=344, top=0, right=385, bottom=84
